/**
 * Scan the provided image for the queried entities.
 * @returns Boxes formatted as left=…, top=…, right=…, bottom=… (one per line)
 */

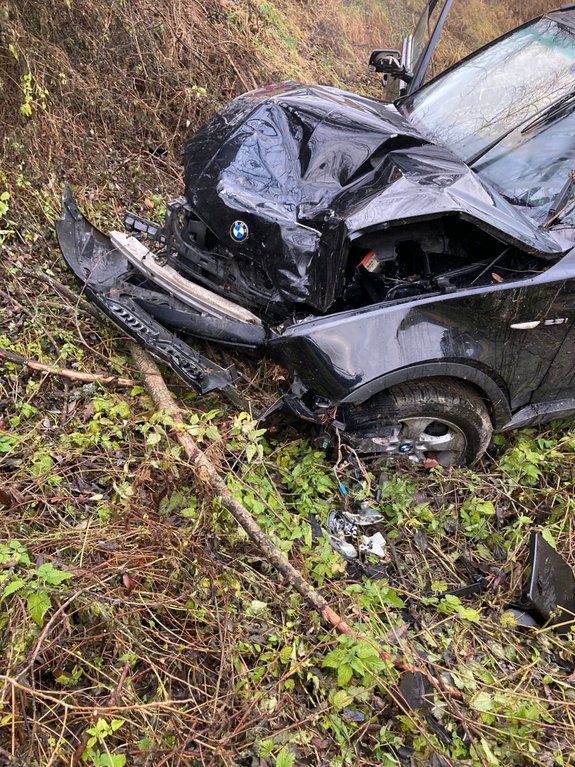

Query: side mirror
left=369, top=48, right=413, bottom=102
left=368, top=49, right=413, bottom=81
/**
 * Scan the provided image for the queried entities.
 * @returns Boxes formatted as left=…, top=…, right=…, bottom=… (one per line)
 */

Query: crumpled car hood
left=183, top=83, right=565, bottom=311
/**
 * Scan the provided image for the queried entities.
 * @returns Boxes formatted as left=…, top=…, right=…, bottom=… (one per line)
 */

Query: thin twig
left=16, top=267, right=101, bottom=320
left=71, top=660, right=131, bottom=766
left=0, top=348, right=135, bottom=387
left=17, top=589, right=93, bottom=681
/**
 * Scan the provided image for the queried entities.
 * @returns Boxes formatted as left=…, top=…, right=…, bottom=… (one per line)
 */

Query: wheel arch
left=339, top=362, right=511, bottom=428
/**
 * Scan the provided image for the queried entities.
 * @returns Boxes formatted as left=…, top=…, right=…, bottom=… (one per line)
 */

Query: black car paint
left=181, top=82, right=565, bottom=313
left=56, top=6, right=575, bottom=445
left=268, top=247, right=575, bottom=418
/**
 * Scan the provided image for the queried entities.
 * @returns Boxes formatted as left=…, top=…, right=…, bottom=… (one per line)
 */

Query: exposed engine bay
left=342, top=221, right=553, bottom=310
left=128, top=200, right=556, bottom=326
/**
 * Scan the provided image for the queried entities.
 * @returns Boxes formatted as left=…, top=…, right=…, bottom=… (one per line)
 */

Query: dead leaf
left=82, top=401, right=95, bottom=420
left=0, top=486, right=24, bottom=508
left=122, top=573, right=137, bottom=593
left=0, top=489, right=15, bottom=508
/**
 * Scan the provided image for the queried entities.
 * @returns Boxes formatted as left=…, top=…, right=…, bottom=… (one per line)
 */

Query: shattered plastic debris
left=341, top=707, right=366, bottom=723
left=399, top=671, right=452, bottom=745
left=341, top=502, right=385, bottom=526
left=327, top=510, right=357, bottom=539
left=328, top=536, right=359, bottom=560
left=359, top=531, right=387, bottom=559
left=503, top=607, right=539, bottom=627
left=399, top=671, right=429, bottom=711
left=525, top=531, right=575, bottom=633
left=443, top=556, right=488, bottom=598
left=327, top=509, right=387, bottom=562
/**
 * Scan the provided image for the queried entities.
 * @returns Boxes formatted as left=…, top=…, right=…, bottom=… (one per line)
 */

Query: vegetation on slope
left=1, top=1, right=572, bottom=765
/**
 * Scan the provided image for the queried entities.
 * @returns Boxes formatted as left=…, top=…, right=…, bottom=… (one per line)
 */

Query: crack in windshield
left=401, top=15, right=575, bottom=213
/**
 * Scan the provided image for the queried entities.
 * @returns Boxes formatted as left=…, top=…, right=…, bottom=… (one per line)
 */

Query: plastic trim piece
left=55, top=189, right=235, bottom=394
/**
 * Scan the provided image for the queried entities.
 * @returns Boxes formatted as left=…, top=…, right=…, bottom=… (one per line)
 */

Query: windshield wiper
left=545, top=170, right=575, bottom=227
left=466, top=90, right=575, bottom=169
left=520, top=90, right=575, bottom=135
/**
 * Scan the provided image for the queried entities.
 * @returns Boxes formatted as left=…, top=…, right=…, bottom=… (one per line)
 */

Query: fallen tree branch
left=0, top=348, right=135, bottom=387
left=130, top=343, right=465, bottom=709
left=129, top=343, right=353, bottom=633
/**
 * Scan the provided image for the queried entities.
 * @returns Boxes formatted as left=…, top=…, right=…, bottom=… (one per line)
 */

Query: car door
left=530, top=220, right=575, bottom=404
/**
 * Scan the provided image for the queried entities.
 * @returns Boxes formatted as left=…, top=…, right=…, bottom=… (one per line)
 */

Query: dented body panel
left=181, top=83, right=565, bottom=312
left=268, top=250, right=575, bottom=418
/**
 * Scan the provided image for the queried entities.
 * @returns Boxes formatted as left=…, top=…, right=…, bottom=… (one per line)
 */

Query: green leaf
left=0, top=434, right=18, bottom=453
left=275, top=746, right=295, bottom=767
left=279, top=645, right=293, bottom=664
left=480, top=737, right=501, bottom=766
left=2, top=578, right=26, bottom=597
left=27, top=590, right=52, bottom=626
left=541, top=528, right=557, bottom=549
left=356, top=641, right=380, bottom=660
left=246, top=599, right=268, bottom=616
left=96, top=755, right=126, bottom=767
left=337, top=664, right=353, bottom=687
left=471, top=690, right=495, bottom=713
left=146, top=431, right=163, bottom=446
left=34, top=563, right=73, bottom=585
left=458, top=607, right=482, bottom=623
left=331, top=689, right=353, bottom=710
left=257, top=739, right=274, bottom=758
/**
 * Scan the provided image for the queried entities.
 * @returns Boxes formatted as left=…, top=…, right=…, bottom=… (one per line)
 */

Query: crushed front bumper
left=55, top=190, right=241, bottom=394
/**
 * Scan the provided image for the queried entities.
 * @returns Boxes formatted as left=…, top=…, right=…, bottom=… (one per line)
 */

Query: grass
left=1, top=0, right=573, bottom=765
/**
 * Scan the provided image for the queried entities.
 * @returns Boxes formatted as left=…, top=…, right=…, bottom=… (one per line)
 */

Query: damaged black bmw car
left=57, top=1, right=575, bottom=466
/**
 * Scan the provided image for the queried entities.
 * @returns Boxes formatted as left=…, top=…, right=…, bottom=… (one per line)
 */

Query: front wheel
left=341, top=379, right=493, bottom=466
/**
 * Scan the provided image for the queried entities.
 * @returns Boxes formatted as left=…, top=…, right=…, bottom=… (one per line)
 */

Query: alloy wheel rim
left=369, top=416, right=467, bottom=466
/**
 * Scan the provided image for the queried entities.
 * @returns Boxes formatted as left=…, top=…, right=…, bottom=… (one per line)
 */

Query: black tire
left=342, top=378, right=493, bottom=466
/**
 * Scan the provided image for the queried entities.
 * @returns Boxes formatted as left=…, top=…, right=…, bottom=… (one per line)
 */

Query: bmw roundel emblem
left=231, top=220, right=249, bottom=242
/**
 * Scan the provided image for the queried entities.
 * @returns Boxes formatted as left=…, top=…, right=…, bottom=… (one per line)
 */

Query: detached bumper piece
left=526, top=532, right=575, bottom=634
left=55, top=190, right=234, bottom=394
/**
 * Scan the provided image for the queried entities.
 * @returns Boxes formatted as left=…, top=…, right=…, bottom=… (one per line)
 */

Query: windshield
left=473, top=108, right=575, bottom=209
left=401, top=16, right=575, bottom=163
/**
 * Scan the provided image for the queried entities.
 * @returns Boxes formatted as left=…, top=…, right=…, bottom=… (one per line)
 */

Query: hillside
left=0, top=0, right=558, bottom=229
left=1, top=2, right=573, bottom=766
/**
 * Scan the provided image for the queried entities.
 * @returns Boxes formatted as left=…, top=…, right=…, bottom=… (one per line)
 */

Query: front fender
left=268, top=280, right=560, bottom=425
left=340, top=361, right=511, bottom=427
